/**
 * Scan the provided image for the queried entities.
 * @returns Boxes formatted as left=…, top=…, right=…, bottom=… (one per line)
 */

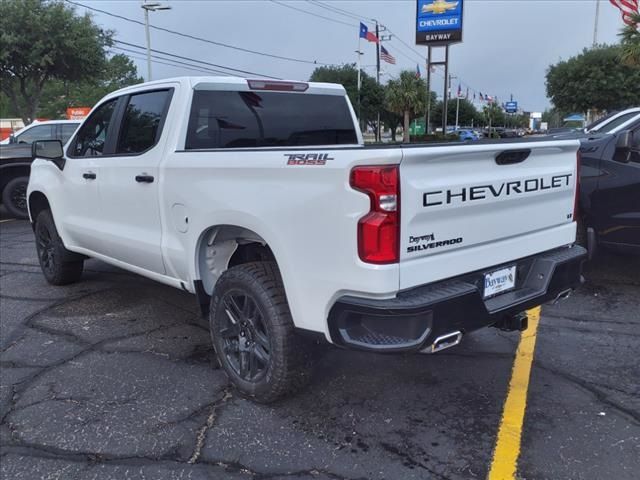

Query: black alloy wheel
left=35, top=219, right=56, bottom=277
left=2, top=176, right=30, bottom=219
left=218, top=290, right=271, bottom=382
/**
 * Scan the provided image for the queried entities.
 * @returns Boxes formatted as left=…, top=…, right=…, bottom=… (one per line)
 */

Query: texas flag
left=359, top=22, right=379, bottom=43
left=416, top=64, right=421, bottom=78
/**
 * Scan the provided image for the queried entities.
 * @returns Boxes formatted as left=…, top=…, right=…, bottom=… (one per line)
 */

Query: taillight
left=350, top=165, right=400, bottom=264
left=574, top=151, right=581, bottom=222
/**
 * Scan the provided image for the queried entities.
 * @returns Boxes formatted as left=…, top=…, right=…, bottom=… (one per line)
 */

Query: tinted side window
left=71, top=100, right=118, bottom=157
left=185, top=90, right=357, bottom=149
left=116, top=90, right=171, bottom=154
left=16, top=125, right=54, bottom=144
left=60, top=124, right=80, bottom=144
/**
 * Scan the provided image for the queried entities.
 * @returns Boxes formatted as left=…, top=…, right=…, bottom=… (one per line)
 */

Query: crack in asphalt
left=539, top=323, right=640, bottom=338
left=187, top=387, right=233, bottom=464
left=534, top=362, right=640, bottom=425
left=542, top=312, right=640, bottom=327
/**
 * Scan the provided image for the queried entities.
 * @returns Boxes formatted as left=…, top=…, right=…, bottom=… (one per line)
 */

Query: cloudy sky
left=71, top=0, right=628, bottom=112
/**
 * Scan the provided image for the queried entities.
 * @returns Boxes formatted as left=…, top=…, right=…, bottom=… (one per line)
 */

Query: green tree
left=620, top=13, right=640, bottom=66
left=483, top=103, right=505, bottom=133
left=432, top=98, right=477, bottom=128
left=546, top=45, right=640, bottom=113
left=379, top=108, right=402, bottom=142
left=0, top=0, right=111, bottom=123
left=309, top=64, right=383, bottom=133
left=385, top=71, right=428, bottom=143
left=38, top=54, right=143, bottom=118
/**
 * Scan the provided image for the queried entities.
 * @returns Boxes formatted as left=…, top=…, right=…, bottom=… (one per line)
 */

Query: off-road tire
left=2, top=176, right=29, bottom=219
left=209, top=261, right=314, bottom=403
left=34, top=210, right=84, bottom=285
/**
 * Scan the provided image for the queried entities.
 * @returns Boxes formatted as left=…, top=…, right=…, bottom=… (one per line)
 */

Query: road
left=1, top=214, right=638, bottom=480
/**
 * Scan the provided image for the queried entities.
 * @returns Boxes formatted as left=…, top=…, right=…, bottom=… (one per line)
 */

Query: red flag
left=609, top=0, right=639, bottom=26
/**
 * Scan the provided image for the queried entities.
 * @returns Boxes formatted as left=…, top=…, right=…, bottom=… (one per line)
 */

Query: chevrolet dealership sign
left=416, top=0, right=464, bottom=45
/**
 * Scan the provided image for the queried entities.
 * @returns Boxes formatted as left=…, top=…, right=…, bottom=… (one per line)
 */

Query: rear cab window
left=185, top=90, right=358, bottom=149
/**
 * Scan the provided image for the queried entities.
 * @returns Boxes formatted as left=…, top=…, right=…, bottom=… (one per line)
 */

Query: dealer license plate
left=483, top=266, right=516, bottom=298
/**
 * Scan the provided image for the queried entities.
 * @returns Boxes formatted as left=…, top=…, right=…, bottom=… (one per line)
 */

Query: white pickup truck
left=28, top=77, right=586, bottom=402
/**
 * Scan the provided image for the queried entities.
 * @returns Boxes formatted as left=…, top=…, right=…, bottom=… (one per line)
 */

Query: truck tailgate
left=399, top=140, right=579, bottom=290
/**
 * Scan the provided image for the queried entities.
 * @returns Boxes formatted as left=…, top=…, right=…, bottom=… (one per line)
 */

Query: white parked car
left=27, top=77, right=586, bottom=402
left=0, top=119, right=81, bottom=145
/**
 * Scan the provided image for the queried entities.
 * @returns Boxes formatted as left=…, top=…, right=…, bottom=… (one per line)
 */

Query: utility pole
left=141, top=1, right=171, bottom=82
left=442, top=46, right=449, bottom=134
left=425, top=47, right=431, bottom=135
left=447, top=72, right=456, bottom=133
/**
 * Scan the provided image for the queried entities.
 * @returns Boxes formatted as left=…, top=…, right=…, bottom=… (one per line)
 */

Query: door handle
left=135, top=175, right=154, bottom=183
left=82, top=172, right=96, bottom=180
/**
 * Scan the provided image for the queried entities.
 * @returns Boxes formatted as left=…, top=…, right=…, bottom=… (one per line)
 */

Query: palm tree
left=385, top=71, right=427, bottom=143
left=620, top=13, right=640, bottom=66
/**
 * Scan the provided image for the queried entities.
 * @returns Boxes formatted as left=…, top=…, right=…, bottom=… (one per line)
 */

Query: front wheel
left=209, top=262, right=314, bottom=403
left=34, top=210, right=84, bottom=285
left=2, top=176, right=29, bottom=219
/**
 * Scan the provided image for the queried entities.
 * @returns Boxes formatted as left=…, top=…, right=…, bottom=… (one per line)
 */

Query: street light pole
left=144, top=7, right=151, bottom=81
left=141, top=1, right=172, bottom=82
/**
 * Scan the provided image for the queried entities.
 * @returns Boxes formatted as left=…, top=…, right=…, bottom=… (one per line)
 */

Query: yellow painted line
left=488, top=306, right=541, bottom=480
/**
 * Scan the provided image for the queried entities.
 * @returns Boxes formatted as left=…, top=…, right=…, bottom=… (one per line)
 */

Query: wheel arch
left=195, top=224, right=277, bottom=299
left=28, top=191, right=51, bottom=226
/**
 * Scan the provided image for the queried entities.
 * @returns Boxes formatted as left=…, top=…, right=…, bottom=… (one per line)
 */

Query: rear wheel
left=34, top=210, right=84, bottom=285
left=209, top=262, right=314, bottom=403
left=2, top=176, right=29, bottom=219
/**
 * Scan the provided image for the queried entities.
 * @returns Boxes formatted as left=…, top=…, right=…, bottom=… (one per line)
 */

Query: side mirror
left=32, top=140, right=65, bottom=170
left=8, top=134, right=16, bottom=144
left=613, top=131, right=632, bottom=164
left=616, top=131, right=632, bottom=151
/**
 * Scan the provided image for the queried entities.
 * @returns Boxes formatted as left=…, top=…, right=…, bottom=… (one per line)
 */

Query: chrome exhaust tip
left=551, top=288, right=573, bottom=304
left=427, top=331, right=463, bottom=353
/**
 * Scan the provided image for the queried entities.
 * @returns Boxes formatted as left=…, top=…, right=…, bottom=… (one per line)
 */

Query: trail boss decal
left=423, top=173, right=573, bottom=207
left=285, top=153, right=334, bottom=166
left=407, top=233, right=464, bottom=253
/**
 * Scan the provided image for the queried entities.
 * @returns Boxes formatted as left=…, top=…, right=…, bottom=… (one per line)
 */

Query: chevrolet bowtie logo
left=422, top=0, right=459, bottom=14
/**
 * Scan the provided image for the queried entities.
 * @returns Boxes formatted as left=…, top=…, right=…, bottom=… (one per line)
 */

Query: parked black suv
left=0, top=120, right=80, bottom=218
left=579, top=119, right=640, bottom=255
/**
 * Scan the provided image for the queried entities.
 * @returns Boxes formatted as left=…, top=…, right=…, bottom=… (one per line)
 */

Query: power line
left=111, top=47, right=233, bottom=76
left=306, top=0, right=367, bottom=22
left=114, top=40, right=281, bottom=79
left=268, top=0, right=356, bottom=28
left=65, top=0, right=337, bottom=66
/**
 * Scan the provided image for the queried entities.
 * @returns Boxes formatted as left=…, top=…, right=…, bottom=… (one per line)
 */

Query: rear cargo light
left=574, top=151, right=581, bottom=222
left=247, top=79, right=309, bottom=92
left=350, top=165, right=400, bottom=264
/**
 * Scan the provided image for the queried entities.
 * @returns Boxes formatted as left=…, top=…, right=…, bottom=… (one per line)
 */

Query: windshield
left=592, top=111, right=640, bottom=133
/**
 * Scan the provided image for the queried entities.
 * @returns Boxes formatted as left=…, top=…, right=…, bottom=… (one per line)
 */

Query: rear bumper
left=327, top=245, right=587, bottom=353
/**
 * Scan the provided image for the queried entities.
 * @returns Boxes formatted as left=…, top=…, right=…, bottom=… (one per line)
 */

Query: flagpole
left=375, top=21, right=381, bottom=142
left=356, top=35, right=362, bottom=129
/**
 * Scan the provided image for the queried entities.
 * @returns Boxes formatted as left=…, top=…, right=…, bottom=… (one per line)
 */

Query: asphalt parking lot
left=1, top=213, right=638, bottom=480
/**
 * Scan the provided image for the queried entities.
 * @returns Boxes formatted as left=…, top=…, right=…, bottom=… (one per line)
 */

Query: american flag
left=380, top=45, right=396, bottom=65
left=610, top=0, right=639, bottom=26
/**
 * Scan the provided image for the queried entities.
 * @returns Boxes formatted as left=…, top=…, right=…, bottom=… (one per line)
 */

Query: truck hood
left=0, top=144, right=32, bottom=161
